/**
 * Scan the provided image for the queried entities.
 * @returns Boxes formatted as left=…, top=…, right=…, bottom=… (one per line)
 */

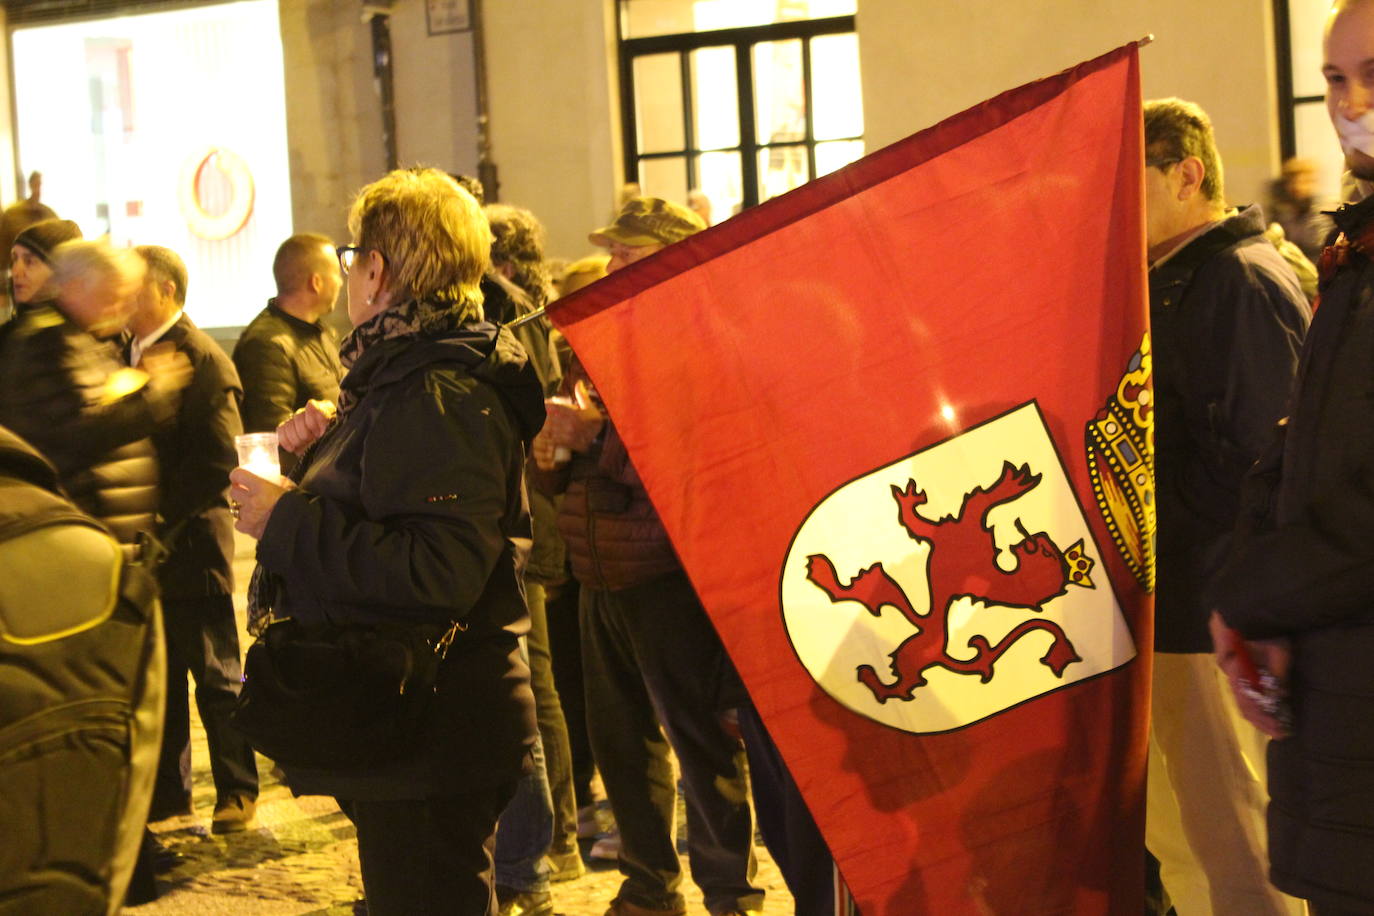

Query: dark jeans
left=581, top=571, right=763, bottom=914
left=341, top=782, right=516, bottom=916
left=546, top=578, right=595, bottom=808
left=738, top=703, right=846, bottom=916
left=527, top=581, right=579, bottom=859
left=153, top=594, right=258, bottom=807
left=495, top=638, right=553, bottom=894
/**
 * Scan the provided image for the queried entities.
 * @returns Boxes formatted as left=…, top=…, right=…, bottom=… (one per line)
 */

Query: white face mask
left=1335, top=110, right=1374, bottom=159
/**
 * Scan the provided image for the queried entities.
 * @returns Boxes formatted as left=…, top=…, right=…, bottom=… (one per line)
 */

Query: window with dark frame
left=618, top=12, right=862, bottom=223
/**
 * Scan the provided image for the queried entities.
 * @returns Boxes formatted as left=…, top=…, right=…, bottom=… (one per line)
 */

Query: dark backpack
left=0, top=427, right=164, bottom=916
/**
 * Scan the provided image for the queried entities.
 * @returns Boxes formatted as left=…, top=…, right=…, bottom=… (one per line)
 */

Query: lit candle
left=243, top=445, right=280, bottom=479
left=235, top=432, right=282, bottom=480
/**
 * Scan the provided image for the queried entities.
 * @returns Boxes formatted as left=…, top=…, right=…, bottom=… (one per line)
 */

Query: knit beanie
left=13, top=219, right=82, bottom=263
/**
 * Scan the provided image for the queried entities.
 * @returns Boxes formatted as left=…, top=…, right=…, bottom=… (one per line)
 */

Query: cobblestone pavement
left=125, top=534, right=794, bottom=915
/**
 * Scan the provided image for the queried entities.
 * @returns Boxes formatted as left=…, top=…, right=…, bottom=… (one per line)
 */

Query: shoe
left=604, top=899, right=686, bottom=916
left=496, top=886, right=554, bottom=916
left=211, top=794, right=257, bottom=834
left=588, top=828, right=621, bottom=861
left=547, top=848, right=585, bottom=882
left=147, top=791, right=193, bottom=822
left=140, top=830, right=185, bottom=875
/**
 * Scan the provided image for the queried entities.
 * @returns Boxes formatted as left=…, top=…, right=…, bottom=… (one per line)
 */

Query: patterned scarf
left=245, top=295, right=477, bottom=635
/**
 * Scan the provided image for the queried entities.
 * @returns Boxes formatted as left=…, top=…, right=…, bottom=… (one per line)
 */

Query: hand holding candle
left=542, top=380, right=603, bottom=460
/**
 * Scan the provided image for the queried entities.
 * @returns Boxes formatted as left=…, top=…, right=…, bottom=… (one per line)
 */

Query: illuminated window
left=619, top=0, right=863, bottom=224
left=9, top=0, right=294, bottom=331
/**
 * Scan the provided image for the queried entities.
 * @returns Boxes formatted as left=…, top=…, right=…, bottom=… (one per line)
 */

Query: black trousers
left=341, top=782, right=517, bottom=916
left=581, top=571, right=763, bottom=914
left=738, top=703, right=843, bottom=916
left=153, top=594, right=258, bottom=808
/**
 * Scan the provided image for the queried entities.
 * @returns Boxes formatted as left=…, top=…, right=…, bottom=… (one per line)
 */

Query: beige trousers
left=1146, top=653, right=1305, bottom=916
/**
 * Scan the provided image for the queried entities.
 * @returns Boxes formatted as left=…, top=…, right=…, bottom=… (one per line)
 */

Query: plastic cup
left=235, top=432, right=281, bottom=479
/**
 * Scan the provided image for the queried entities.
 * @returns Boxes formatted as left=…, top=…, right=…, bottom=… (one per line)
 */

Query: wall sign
left=177, top=147, right=255, bottom=241
left=426, top=0, right=471, bottom=35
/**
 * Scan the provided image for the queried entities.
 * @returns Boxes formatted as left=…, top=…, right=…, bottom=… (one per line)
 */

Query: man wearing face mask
left=1209, top=2, right=1374, bottom=913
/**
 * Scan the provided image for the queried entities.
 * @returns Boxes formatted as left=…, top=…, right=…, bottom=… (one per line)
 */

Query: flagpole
left=1137, top=34, right=1154, bottom=47
left=507, top=306, right=547, bottom=329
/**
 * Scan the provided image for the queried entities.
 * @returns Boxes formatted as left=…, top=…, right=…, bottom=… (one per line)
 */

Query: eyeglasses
left=336, top=245, right=361, bottom=275
left=1146, top=157, right=1181, bottom=171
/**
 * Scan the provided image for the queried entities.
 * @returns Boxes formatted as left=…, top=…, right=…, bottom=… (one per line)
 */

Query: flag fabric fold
left=549, top=43, right=1152, bottom=915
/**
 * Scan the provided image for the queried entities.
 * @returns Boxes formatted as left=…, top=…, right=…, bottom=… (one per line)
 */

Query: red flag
left=550, top=44, right=1152, bottom=915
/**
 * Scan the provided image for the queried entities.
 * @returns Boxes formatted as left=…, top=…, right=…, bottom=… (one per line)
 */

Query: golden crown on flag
left=1086, top=334, right=1156, bottom=592
left=1063, top=538, right=1095, bottom=588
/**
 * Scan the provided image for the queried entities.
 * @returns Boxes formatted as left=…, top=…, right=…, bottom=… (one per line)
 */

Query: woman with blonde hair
left=230, top=167, right=545, bottom=914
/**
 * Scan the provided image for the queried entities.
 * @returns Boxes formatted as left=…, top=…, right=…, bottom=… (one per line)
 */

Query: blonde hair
left=347, top=168, right=490, bottom=318
left=558, top=254, right=610, bottom=297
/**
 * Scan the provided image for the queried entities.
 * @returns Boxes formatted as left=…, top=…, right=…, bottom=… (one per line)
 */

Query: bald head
left=1324, top=0, right=1374, bottom=178
left=271, top=232, right=341, bottom=322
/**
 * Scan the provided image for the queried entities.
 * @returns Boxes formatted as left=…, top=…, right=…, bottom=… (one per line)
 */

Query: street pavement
left=125, top=533, right=794, bottom=915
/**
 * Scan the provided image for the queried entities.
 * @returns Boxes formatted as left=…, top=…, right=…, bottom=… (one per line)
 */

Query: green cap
left=589, top=197, right=707, bottom=248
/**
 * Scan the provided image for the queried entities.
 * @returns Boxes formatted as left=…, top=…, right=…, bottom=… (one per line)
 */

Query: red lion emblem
left=806, top=462, right=1091, bottom=703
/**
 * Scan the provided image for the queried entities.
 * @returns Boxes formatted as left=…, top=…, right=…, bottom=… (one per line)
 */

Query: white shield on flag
left=781, top=401, right=1137, bottom=735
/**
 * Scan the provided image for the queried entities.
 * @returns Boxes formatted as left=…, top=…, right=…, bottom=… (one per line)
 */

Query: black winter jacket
left=483, top=273, right=566, bottom=584
left=1209, top=194, right=1374, bottom=911
left=256, top=320, right=545, bottom=799
left=0, top=302, right=168, bottom=548
left=232, top=301, right=343, bottom=435
left=1150, top=205, right=1309, bottom=652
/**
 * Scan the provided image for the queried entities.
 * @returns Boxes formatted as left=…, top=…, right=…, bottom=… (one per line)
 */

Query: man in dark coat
left=1142, top=98, right=1311, bottom=916
left=130, top=245, right=259, bottom=833
left=232, top=233, right=343, bottom=461
left=1211, top=2, right=1374, bottom=912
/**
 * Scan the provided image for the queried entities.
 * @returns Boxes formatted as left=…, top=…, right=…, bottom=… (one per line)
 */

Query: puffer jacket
left=0, top=301, right=167, bottom=548
left=545, top=355, right=680, bottom=591
left=1208, top=192, right=1374, bottom=912
left=256, top=318, right=544, bottom=799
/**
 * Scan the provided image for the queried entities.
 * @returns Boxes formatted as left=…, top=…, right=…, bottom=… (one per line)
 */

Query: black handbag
left=230, top=617, right=464, bottom=771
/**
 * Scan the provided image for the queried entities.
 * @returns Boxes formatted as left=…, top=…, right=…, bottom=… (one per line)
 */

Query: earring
left=366, top=295, right=373, bottom=305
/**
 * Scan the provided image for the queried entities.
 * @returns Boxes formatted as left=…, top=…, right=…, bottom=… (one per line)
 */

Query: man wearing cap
left=533, top=198, right=764, bottom=916
left=2, top=217, right=81, bottom=324
left=0, top=172, right=58, bottom=312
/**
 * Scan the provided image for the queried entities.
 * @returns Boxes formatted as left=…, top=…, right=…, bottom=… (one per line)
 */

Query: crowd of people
left=5, top=1, right=1374, bottom=915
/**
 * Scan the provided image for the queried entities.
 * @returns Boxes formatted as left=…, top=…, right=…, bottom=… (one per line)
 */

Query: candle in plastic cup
left=235, top=432, right=281, bottom=479
left=547, top=396, right=574, bottom=465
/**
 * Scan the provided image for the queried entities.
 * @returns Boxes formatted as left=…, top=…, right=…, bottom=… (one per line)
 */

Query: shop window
left=9, top=0, right=293, bottom=330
